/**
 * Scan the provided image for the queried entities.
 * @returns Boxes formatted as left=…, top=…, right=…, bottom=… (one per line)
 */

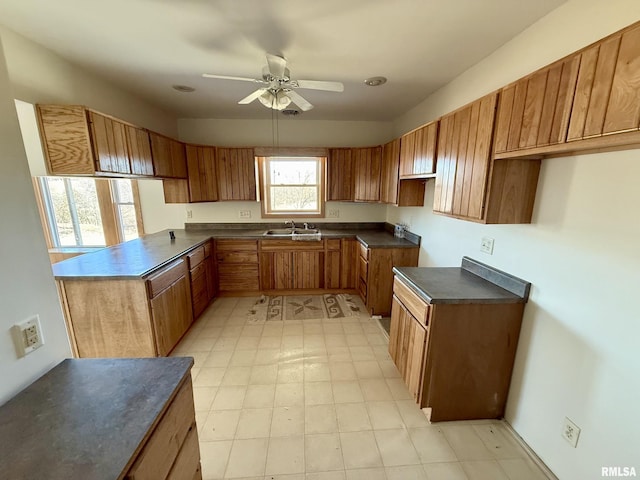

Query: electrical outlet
left=186, top=210, right=193, bottom=219
left=238, top=210, right=252, bottom=219
left=12, top=315, right=44, bottom=358
left=327, top=208, right=340, bottom=218
left=480, top=237, right=495, bottom=254
left=562, top=417, right=581, bottom=448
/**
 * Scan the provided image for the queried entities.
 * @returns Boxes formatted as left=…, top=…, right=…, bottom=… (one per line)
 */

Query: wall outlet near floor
left=238, top=210, right=252, bottom=219
left=562, top=417, right=581, bottom=447
left=327, top=208, right=340, bottom=218
left=480, top=237, right=495, bottom=254
left=12, top=315, right=44, bottom=358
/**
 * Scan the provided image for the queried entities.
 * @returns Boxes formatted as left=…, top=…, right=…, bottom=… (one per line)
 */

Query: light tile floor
left=172, top=295, right=550, bottom=480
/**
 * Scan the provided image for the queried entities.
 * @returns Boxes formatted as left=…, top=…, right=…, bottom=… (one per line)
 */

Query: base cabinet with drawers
left=215, top=239, right=260, bottom=293
left=389, top=275, right=525, bottom=421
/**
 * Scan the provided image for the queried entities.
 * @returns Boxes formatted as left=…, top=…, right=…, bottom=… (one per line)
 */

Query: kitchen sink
left=263, top=228, right=320, bottom=236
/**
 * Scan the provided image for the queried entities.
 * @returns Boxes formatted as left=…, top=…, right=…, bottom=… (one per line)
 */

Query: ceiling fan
left=202, top=53, right=344, bottom=112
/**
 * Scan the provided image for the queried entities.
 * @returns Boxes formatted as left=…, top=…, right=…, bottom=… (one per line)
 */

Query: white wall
left=389, top=0, right=640, bottom=478
left=0, top=37, right=72, bottom=405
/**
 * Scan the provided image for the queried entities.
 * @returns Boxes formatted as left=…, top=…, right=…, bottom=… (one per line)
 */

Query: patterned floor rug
left=247, top=294, right=361, bottom=322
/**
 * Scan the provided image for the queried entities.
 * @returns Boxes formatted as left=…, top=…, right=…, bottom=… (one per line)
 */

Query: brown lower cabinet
left=358, top=244, right=420, bottom=315
left=57, top=245, right=214, bottom=358
left=389, top=275, right=525, bottom=421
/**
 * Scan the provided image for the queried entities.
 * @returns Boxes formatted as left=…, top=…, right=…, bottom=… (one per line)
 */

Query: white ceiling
left=0, top=0, right=566, bottom=121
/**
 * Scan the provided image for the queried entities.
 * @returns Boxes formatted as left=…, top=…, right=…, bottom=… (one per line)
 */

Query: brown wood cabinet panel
left=36, top=105, right=95, bottom=175
left=163, top=179, right=190, bottom=204
left=150, top=274, right=193, bottom=356
left=603, top=25, right=640, bottom=134
left=434, top=93, right=498, bottom=221
left=218, top=264, right=260, bottom=292
left=327, top=148, right=355, bottom=201
left=380, top=139, right=400, bottom=204
left=293, top=251, right=324, bottom=289
left=171, top=140, right=188, bottom=179
left=353, top=146, right=382, bottom=202
left=325, top=250, right=341, bottom=289
left=127, top=378, right=195, bottom=480
left=150, top=132, right=174, bottom=177
left=216, top=239, right=258, bottom=252
left=260, top=251, right=293, bottom=290
left=147, top=258, right=188, bottom=298
left=126, top=125, right=154, bottom=176
left=495, top=56, right=580, bottom=152
left=584, top=37, right=621, bottom=136
left=399, top=122, right=437, bottom=178
left=216, top=147, right=256, bottom=201
left=89, top=111, right=130, bottom=174
left=405, top=317, right=427, bottom=403
left=340, top=238, right=358, bottom=289
left=166, top=425, right=201, bottom=480
left=186, top=145, right=218, bottom=202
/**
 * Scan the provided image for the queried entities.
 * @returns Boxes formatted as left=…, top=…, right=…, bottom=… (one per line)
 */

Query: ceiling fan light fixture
left=364, top=76, right=387, bottom=87
left=172, top=84, right=195, bottom=92
left=258, top=90, right=291, bottom=110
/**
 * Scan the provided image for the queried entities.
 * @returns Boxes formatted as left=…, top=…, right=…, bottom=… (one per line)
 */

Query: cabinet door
left=389, top=295, right=406, bottom=369
left=569, top=26, right=640, bottom=139
left=399, top=122, right=437, bottom=178
left=170, top=140, right=188, bottom=179
left=434, top=93, right=497, bottom=220
left=126, top=126, right=154, bottom=176
left=327, top=148, right=355, bottom=201
left=353, top=146, right=382, bottom=202
left=293, top=251, right=324, bottom=289
left=216, top=148, right=257, bottom=201
left=89, top=111, right=131, bottom=174
left=380, top=139, right=400, bottom=204
left=340, top=238, right=358, bottom=289
left=495, top=56, right=580, bottom=152
left=150, top=275, right=193, bottom=356
left=186, top=145, right=218, bottom=202
left=150, top=132, right=173, bottom=178
left=405, top=317, right=427, bottom=402
left=325, top=250, right=341, bottom=289
left=260, top=251, right=293, bottom=290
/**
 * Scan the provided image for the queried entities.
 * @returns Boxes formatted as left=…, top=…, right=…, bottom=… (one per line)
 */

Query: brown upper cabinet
left=568, top=24, right=640, bottom=140
left=216, top=147, right=257, bottom=201
left=494, top=56, right=581, bottom=153
left=186, top=145, right=218, bottom=202
left=434, top=93, right=540, bottom=224
left=399, top=121, right=438, bottom=178
left=149, top=132, right=187, bottom=179
left=353, top=146, right=382, bottom=202
left=380, top=139, right=426, bottom=207
left=36, top=105, right=155, bottom=177
left=327, top=148, right=355, bottom=201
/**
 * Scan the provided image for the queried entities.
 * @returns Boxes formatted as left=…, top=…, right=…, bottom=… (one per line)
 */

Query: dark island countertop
left=393, top=257, right=531, bottom=304
left=0, top=357, right=193, bottom=480
left=53, top=222, right=419, bottom=280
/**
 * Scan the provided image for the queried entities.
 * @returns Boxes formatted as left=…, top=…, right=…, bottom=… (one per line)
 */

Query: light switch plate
left=238, top=210, right=252, bottom=219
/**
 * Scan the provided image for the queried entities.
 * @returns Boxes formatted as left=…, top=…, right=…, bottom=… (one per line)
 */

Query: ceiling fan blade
left=266, top=53, right=287, bottom=78
left=202, top=73, right=265, bottom=84
left=295, top=79, right=344, bottom=92
left=284, top=90, right=314, bottom=111
left=238, top=88, right=268, bottom=105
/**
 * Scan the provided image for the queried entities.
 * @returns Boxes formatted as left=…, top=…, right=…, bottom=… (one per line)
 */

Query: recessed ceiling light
left=172, top=85, right=195, bottom=93
left=364, top=76, right=387, bottom=87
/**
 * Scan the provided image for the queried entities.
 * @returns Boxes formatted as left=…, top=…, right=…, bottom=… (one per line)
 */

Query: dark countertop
left=53, top=223, right=419, bottom=280
left=394, top=257, right=531, bottom=304
left=0, top=357, right=193, bottom=480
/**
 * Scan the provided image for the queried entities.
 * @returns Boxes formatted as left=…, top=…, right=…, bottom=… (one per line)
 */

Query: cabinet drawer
left=359, top=256, right=368, bottom=282
left=260, top=239, right=324, bottom=251
left=187, top=246, right=205, bottom=269
left=215, top=239, right=258, bottom=252
left=147, top=259, right=187, bottom=299
left=166, top=424, right=201, bottom=480
left=359, top=242, right=369, bottom=260
left=128, top=377, right=196, bottom=480
left=393, top=277, right=430, bottom=326
left=190, top=261, right=207, bottom=280
left=358, top=278, right=367, bottom=301
left=216, top=252, right=259, bottom=264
